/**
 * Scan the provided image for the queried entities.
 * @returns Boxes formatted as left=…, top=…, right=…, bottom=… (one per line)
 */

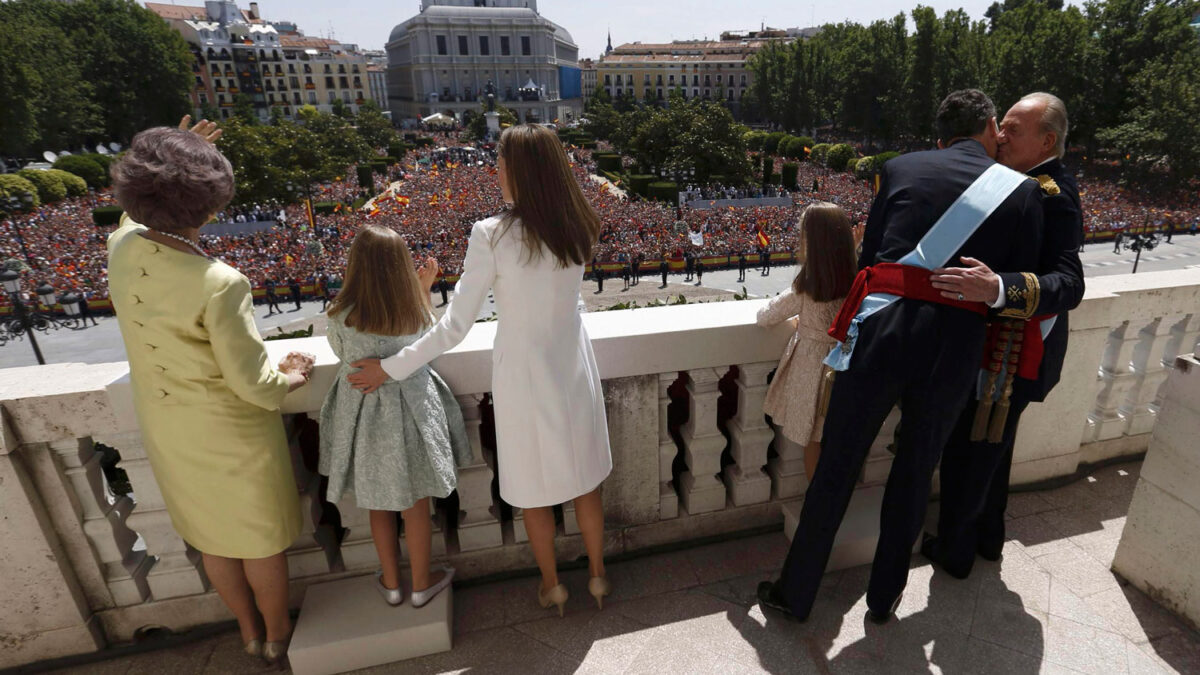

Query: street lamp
left=0, top=270, right=89, bottom=366
left=1116, top=231, right=1160, bottom=274
left=2, top=194, right=36, bottom=266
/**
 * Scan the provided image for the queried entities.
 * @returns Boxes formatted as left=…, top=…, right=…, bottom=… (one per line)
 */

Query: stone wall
left=1, top=267, right=1197, bottom=668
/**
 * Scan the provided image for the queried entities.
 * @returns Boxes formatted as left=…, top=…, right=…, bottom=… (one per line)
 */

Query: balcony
left=2, top=269, right=1199, bottom=671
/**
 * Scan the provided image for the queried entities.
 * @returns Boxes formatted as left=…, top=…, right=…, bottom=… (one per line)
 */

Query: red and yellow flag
left=756, top=229, right=770, bottom=249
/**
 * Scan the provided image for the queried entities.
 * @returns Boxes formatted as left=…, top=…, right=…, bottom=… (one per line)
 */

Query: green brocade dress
left=318, top=313, right=472, bottom=511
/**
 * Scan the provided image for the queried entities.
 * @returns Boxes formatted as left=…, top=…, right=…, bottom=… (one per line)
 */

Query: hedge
left=313, top=201, right=340, bottom=215
left=0, top=174, right=40, bottom=209
left=743, top=130, right=766, bottom=151
left=826, top=144, right=855, bottom=172
left=92, top=205, right=124, bottom=226
left=810, top=143, right=832, bottom=165
left=845, top=158, right=859, bottom=173
left=387, top=142, right=411, bottom=158
left=762, top=155, right=775, bottom=185
left=628, top=174, right=655, bottom=196
left=764, top=131, right=788, bottom=155
left=854, top=155, right=877, bottom=179
left=17, top=169, right=66, bottom=204
left=47, top=169, right=87, bottom=197
left=781, top=163, right=799, bottom=190
left=52, top=155, right=106, bottom=189
left=595, top=153, right=622, bottom=173
left=369, top=160, right=389, bottom=175
left=413, top=136, right=435, bottom=148
left=648, top=181, right=679, bottom=205
left=356, top=165, right=374, bottom=190
left=82, top=153, right=114, bottom=174
left=875, top=151, right=901, bottom=166
left=351, top=197, right=367, bottom=210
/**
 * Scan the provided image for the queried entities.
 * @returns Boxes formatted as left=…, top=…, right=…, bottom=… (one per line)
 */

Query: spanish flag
left=757, top=229, right=770, bottom=249
left=366, top=206, right=381, bottom=219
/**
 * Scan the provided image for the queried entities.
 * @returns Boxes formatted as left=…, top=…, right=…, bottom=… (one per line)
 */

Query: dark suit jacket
left=1000, top=158, right=1084, bottom=402
left=854, top=139, right=1044, bottom=374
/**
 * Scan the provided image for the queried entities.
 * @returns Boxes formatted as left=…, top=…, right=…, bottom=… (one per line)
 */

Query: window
left=500, top=36, right=510, bottom=55
left=520, top=36, right=531, bottom=56
left=290, top=76, right=299, bottom=88
left=458, top=35, right=469, bottom=56
left=479, top=36, right=490, bottom=55
left=328, top=91, right=336, bottom=103
left=199, top=93, right=208, bottom=104
left=656, top=74, right=663, bottom=85
left=669, top=74, right=675, bottom=84
left=740, top=74, right=746, bottom=85
left=644, top=74, right=650, bottom=85
left=693, top=88, right=698, bottom=98
left=308, top=91, right=317, bottom=104
left=294, top=92, right=301, bottom=104
left=324, top=64, right=332, bottom=74
left=195, top=76, right=203, bottom=86
left=436, top=35, right=447, bottom=55
left=343, top=91, right=351, bottom=103
left=716, top=74, right=722, bottom=83
left=692, top=75, right=698, bottom=86
left=339, top=76, right=349, bottom=88
left=325, top=76, right=335, bottom=88
left=604, top=74, right=611, bottom=85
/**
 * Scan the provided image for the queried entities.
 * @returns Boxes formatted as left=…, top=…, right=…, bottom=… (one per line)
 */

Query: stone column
left=767, top=421, right=806, bottom=499
left=52, top=436, right=150, bottom=607
left=0, top=414, right=104, bottom=668
left=453, top=394, right=502, bottom=552
left=678, top=367, right=727, bottom=514
left=108, top=434, right=208, bottom=599
left=722, top=362, right=775, bottom=506
left=1089, top=321, right=1141, bottom=441
left=658, top=372, right=680, bottom=519
left=1123, top=317, right=1178, bottom=436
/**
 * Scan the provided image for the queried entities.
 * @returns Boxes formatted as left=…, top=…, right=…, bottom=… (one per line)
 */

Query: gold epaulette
left=1036, top=175, right=1060, bottom=196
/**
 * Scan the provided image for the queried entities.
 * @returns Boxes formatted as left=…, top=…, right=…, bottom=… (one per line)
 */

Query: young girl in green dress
left=319, top=225, right=472, bottom=607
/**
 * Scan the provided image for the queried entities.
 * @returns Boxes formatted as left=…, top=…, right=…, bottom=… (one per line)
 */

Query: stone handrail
left=1, top=267, right=1197, bottom=667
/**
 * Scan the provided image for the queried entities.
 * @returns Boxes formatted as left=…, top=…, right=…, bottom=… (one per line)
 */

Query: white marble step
left=782, top=485, right=919, bottom=572
left=288, top=574, right=452, bottom=675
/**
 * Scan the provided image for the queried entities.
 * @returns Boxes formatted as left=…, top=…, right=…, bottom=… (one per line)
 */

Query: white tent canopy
left=422, top=112, right=455, bottom=126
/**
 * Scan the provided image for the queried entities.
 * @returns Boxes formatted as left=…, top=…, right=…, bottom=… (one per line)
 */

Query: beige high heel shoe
left=588, top=576, right=612, bottom=610
left=263, top=639, right=288, bottom=668
left=537, top=583, right=569, bottom=617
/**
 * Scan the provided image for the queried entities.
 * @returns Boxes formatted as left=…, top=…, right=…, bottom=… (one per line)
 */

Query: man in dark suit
left=923, top=92, right=1084, bottom=578
left=289, top=279, right=302, bottom=310
left=264, top=278, right=282, bottom=315
left=660, top=257, right=669, bottom=287
left=758, top=90, right=1044, bottom=623
left=738, top=252, right=747, bottom=282
left=759, top=247, right=770, bottom=276
left=437, top=274, right=450, bottom=307
left=694, top=258, right=704, bottom=285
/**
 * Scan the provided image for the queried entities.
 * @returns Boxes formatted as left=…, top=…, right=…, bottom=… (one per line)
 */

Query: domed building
left=385, top=0, right=583, bottom=127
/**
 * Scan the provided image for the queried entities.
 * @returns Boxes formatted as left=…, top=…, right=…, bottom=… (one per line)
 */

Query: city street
left=2, top=234, right=1197, bottom=370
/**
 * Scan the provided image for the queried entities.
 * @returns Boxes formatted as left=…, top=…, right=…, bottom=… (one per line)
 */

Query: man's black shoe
left=977, top=541, right=1003, bottom=562
left=867, top=593, right=902, bottom=625
left=920, top=534, right=972, bottom=580
left=757, top=581, right=804, bottom=621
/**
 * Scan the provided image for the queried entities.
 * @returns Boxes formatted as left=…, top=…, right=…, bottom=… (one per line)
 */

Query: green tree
left=628, top=99, right=752, bottom=184
left=355, top=100, right=396, bottom=149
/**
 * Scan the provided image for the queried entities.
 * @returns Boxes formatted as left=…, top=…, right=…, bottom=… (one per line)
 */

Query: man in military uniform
left=659, top=256, right=669, bottom=287
left=738, top=252, right=748, bottom=282
left=758, top=90, right=1045, bottom=624
left=923, top=92, right=1084, bottom=579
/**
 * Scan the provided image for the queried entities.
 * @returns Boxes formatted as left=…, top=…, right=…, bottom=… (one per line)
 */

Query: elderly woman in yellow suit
left=107, top=117, right=314, bottom=665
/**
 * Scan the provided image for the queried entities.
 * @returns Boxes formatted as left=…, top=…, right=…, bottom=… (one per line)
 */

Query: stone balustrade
left=1, top=267, right=1198, bottom=668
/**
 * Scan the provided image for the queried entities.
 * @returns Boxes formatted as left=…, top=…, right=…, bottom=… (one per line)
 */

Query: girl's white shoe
left=375, top=571, right=404, bottom=606
left=411, top=567, right=455, bottom=608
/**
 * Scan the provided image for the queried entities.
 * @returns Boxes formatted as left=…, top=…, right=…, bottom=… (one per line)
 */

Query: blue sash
left=825, top=163, right=1030, bottom=371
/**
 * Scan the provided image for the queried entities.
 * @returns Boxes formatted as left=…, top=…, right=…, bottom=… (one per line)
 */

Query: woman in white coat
left=348, top=124, right=613, bottom=616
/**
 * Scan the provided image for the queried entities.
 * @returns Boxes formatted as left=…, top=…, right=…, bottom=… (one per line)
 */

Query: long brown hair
left=792, top=202, right=857, bottom=303
left=326, top=225, right=432, bottom=336
left=497, top=124, right=600, bottom=267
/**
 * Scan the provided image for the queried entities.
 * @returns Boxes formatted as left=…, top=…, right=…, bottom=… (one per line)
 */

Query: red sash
left=828, top=263, right=989, bottom=342
left=981, top=314, right=1054, bottom=381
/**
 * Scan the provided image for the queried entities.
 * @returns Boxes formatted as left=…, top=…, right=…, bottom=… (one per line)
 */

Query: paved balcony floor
left=49, top=460, right=1200, bottom=675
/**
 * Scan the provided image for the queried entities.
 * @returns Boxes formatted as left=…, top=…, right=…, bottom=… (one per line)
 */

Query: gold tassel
left=971, top=347, right=1006, bottom=441
left=988, top=337, right=1023, bottom=443
left=816, top=366, right=835, bottom=419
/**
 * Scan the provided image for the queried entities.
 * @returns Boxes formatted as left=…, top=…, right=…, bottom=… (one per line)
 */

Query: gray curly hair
left=110, top=127, right=234, bottom=232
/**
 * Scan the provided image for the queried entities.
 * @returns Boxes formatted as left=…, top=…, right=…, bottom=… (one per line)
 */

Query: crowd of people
left=2, top=134, right=1198, bottom=307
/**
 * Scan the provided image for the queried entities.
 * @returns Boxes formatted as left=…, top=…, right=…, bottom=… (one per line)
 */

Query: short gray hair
left=1020, top=92, right=1069, bottom=159
left=111, top=127, right=234, bottom=232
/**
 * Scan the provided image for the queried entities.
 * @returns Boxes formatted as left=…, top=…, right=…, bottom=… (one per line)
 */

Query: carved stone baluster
left=767, top=422, right=806, bottom=499
left=453, top=394, right=502, bottom=551
left=678, top=367, right=727, bottom=514
left=723, top=362, right=775, bottom=506
left=658, top=372, right=680, bottom=519
left=332, top=494, right=377, bottom=572
left=107, top=434, right=208, bottom=598
left=55, top=436, right=150, bottom=606
left=1123, top=317, right=1176, bottom=436
left=286, top=422, right=336, bottom=579
left=1089, top=321, right=1141, bottom=441
left=1152, top=314, right=1200, bottom=414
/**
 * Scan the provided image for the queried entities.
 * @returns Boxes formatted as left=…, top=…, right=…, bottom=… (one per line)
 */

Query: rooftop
left=41, top=459, right=1200, bottom=674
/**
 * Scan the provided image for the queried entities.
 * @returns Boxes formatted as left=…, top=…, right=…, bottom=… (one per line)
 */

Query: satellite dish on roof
left=43, top=151, right=59, bottom=163
left=96, top=145, right=110, bottom=155
left=109, top=142, right=121, bottom=152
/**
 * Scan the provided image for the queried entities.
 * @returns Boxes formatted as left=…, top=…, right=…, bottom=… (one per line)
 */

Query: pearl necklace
left=154, top=230, right=211, bottom=259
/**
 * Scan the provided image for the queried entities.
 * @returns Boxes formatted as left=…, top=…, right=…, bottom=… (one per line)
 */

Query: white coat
left=381, top=215, right=612, bottom=508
